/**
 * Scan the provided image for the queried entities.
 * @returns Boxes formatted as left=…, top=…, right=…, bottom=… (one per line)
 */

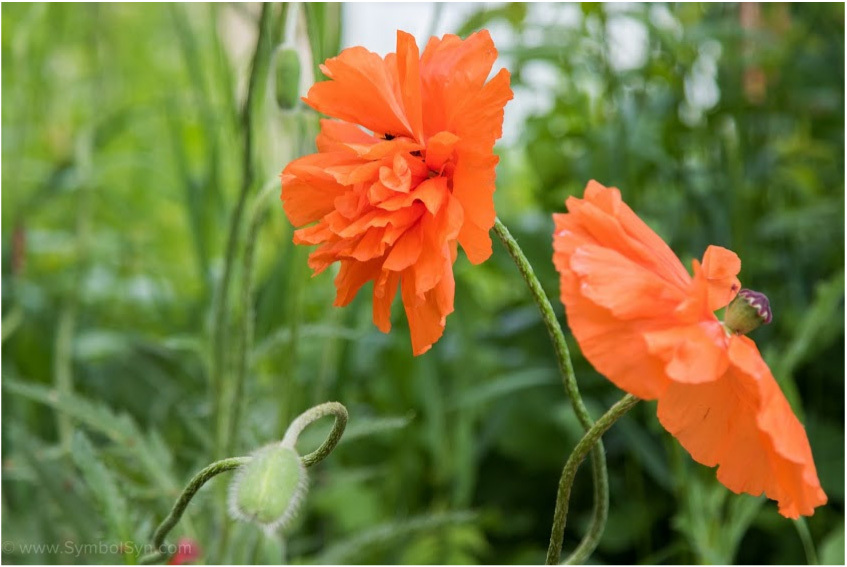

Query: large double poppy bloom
left=553, top=181, right=827, bottom=518
left=281, top=30, right=512, bottom=355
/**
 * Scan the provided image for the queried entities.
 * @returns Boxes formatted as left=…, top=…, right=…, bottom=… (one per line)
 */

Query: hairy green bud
left=228, top=445, right=307, bottom=534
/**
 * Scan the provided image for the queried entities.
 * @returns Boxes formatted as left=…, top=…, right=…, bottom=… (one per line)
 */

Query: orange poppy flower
left=553, top=180, right=827, bottom=519
left=281, top=30, right=512, bottom=355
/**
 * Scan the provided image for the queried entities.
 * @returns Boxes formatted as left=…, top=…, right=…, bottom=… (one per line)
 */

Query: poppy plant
left=281, top=30, right=512, bottom=355
left=552, top=180, right=827, bottom=519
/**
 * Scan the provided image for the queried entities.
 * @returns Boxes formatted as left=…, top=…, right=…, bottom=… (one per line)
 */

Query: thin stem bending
left=547, top=394, right=640, bottom=565
left=282, top=401, right=349, bottom=467
left=141, top=457, right=250, bottom=564
left=492, top=218, right=610, bottom=561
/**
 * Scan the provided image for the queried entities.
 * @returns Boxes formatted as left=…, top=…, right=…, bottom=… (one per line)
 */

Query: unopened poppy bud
left=725, top=288, right=772, bottom=335
left=228, top=445, right=308, bottom=534
left=274, top=47, right=301, bottom=110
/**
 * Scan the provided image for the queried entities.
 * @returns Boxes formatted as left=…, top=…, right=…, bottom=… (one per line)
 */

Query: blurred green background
left=2, top=3, right=843, bottom=565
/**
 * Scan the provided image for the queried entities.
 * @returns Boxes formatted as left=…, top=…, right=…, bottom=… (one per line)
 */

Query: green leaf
left=70, top=431, right=132, bottom=546
left=309, top=511, right=478, bottom=565
left=450, top=368, right=557, bottom=409
left=819, top=522, right=845, bottom=566
left=4, top=378, right=178, bottom=494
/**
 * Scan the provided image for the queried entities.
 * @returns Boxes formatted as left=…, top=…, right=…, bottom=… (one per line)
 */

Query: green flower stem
left=547, top=394, right=639, bottom=565
left=226, top=179, right=280, bottom=457
left=793, top=518, right=820, bottom=566
left=492, top=219, right=588, bottom=426
left=141, top=457, right=250, bottom=565
left=281, top=401, right=349, bottom=467
left=492, top=218, right=610, bottom=560
left=212, top=2, right=275, bottom=459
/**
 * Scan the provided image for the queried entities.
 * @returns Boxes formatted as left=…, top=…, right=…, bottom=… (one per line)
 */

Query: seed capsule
left=725, top=288, right=772, bottom=335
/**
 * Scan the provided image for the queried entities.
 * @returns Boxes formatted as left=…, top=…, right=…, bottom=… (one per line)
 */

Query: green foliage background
left=2, top=3, right=844, bottom=565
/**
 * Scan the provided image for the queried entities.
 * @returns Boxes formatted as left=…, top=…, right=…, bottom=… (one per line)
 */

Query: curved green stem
left=140, top=457, right=250, bottom=564
left=492, top=218, right=610, bottom=561
left=564, top=450, right=607, bottom=565
left=492, top=219, right=591, bottom=428
left=282, top=401, right=348, bottom=467
left=547, top=394, right=639, bottom=565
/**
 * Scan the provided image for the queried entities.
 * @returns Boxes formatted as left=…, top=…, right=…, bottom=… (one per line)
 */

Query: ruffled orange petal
left=305, top=46, right=412, bottom=138
left=563, top=181, right=691, bottom=292
left=382, top=220, right=424, bottom=271
left=395, top=31, right=424, bottom=142
left=558, top=294, right=672, bottom=400
left=419, top=30, right=501, bottom=137
left=415, top=193, right=463, bottom=293
left=316, top=119, right=378, bottom=152
left=656, top=336, right=827, bottom=518
left=400, top=248, right=456, bottom=356
left=451, top=151, right=499, bottom=264
left=281, top=153, right=352, bottom=226
left=643, top=322, right=730, bottom=384
left=450, top=67, right=513, bottom=146
left=334, top=258, right=382, bottom=307
left=425, top=131, right=459, bottom=172
left=373, top=270, right=400, bottom=333
left=676, top=247, right=742, bottom=322
left=569, top=244, right=687, bottom=320
left=700, top=245, right=742, bottom=311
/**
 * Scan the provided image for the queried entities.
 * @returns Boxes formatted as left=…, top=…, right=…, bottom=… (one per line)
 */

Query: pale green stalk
left=793, top=518, right=820, bottom=566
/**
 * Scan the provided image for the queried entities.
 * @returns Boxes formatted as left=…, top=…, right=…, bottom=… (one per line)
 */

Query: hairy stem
left=281, top=401, right=349, bottom=467
left=212, top=2, right=274, bottom=458
left=141, top=457, right=250, bottom=565
left=226, top=180, right=279, bottom=457
left=547, top=394, right=639, bottom=565
left=492, top=218, right=610, bottom=561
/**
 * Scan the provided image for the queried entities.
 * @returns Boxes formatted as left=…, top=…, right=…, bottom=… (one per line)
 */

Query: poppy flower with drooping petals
left=281, top=30, right=512, bottom=355
left=553, top=180, right=827, bottom=519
